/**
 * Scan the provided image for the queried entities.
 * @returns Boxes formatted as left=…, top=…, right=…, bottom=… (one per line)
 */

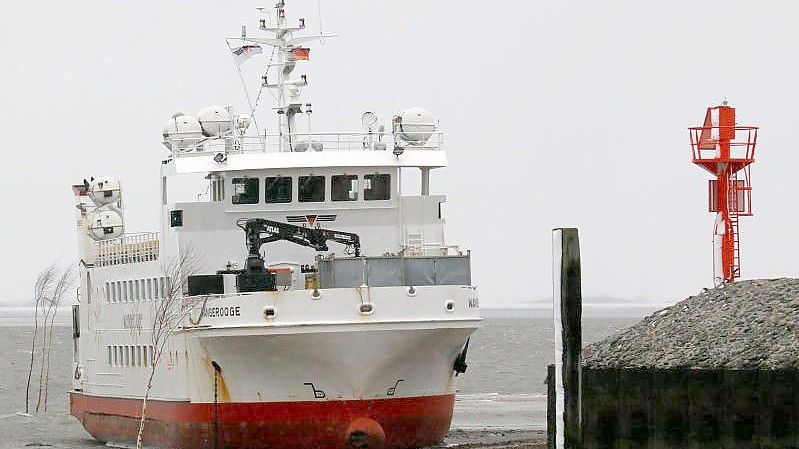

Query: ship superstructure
left=68, top=3, right=480, bottom=448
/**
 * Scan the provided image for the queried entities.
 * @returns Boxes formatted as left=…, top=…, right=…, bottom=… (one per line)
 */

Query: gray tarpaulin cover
left=319, top=255, right=471, bottom=288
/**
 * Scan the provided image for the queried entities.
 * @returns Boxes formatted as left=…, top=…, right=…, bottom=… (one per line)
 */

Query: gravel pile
left=583, top=278, right=799, bottom=370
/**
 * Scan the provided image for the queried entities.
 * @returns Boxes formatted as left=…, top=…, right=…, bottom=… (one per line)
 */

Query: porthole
left=359, top=303, right=374, bottom=315
left=263, top=306, right=276, bottom=320
left=445, top=300, right=455, bottom=313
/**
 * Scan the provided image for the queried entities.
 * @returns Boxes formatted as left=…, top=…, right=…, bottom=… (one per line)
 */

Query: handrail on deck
left=168, top=131, right=444, bottom=157
left=94, top=232, right=160, bottom=267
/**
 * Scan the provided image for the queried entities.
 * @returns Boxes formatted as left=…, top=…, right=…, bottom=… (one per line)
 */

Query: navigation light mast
left=240, top=1, right=335, bottom=152
left=688, top=102, right=758, bottom=286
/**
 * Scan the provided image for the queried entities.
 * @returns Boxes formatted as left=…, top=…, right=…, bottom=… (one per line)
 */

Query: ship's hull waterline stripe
left=70, top=391, right=454, bottom=449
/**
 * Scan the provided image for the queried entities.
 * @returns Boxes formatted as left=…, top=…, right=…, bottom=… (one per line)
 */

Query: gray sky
left=1, top=1, right=797, bottom=306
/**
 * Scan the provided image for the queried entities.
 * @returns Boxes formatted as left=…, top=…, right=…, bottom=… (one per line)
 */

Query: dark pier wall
left=548, top=367, right=799, bottom=449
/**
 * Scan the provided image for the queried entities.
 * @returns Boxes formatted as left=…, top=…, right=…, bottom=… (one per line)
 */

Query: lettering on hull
left=202, top=306, right=242, bottom=318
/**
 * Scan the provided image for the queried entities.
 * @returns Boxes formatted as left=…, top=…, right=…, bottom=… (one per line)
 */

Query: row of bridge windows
left=104, top=277, right=170, bottom=303
left=230, top=174, right=392, bottom=205
left=107, top=344, right=154, bottom=367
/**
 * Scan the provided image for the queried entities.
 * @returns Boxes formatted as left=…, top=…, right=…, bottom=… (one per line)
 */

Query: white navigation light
left=361, top=111, right=378, bottom=130
left=87, top=209, right=124, bottom=241
left=88, top=176, right=122, bottom=206
left=162, top=113, right=204, bottom=151
left=396, top=107, right=437, bottom=143
left=197, top=105, right=233, bottom=137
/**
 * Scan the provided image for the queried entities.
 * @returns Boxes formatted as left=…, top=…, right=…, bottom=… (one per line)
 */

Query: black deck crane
left=235, top=218, right=361, bottom=292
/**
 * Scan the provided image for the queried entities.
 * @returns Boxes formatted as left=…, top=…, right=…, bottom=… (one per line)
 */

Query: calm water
left=0, top=306, right=653, bottom=447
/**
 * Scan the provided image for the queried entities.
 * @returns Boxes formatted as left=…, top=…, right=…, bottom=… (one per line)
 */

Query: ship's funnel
left=345, top=417, right=385, bottom=449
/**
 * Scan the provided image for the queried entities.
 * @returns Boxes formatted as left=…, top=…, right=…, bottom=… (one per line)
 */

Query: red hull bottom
left=70, top=392, right=454, bottom=449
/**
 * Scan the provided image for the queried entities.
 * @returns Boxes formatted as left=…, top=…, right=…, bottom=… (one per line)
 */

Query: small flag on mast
left=72, top=184, right=89, bottom=196
left=291, top=47, right=310, bottom=61
left=231, top=45, right=263, bottom=65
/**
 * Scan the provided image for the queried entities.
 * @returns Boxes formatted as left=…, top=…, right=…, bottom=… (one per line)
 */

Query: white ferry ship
left=68, top=3, right=480, bottom=448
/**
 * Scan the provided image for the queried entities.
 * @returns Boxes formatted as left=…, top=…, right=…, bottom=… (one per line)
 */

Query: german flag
left=292, top=47, right=310, bottom=60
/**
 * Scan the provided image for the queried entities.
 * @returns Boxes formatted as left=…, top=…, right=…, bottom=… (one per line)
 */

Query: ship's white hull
left=195, top=325, right=473, bottom=401
left=71, top=287, right=479, bottom=448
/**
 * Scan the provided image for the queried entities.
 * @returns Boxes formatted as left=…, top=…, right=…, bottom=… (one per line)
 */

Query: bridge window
left=332, top=175, right=358, bottom=201
left=265, top=177, right=292, bottom=203
left=232, top=177, right=259, bottom=204
left=299, top=176, right=325, bottom=202
left=364, top=174, right=391, bottom=200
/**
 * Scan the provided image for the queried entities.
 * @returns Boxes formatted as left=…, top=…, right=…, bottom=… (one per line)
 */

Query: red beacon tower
left=689, top=101, right=758, bottom=286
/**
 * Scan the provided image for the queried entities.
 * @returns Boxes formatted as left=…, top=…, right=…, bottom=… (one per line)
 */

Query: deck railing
left=168, top=132, right=444, bottom=157
left=688, top=125, right=758, bottom=161
left=402, top=243, right=463, bottom=257
left=94, top=232, right=160, bottom=267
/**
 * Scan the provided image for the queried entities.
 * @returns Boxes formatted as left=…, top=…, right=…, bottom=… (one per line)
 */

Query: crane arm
left=236, top=218, right=361, bottom=258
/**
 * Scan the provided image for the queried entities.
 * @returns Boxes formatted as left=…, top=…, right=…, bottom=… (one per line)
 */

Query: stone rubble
left=583, top=278, right=799, bottom=370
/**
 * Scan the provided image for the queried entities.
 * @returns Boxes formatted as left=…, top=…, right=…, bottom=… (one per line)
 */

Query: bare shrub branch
left=41, top=266, right=75, bottom=412
left=136, top=248, right=201, bottom=449
left=25, top=263, right=57, bottom=415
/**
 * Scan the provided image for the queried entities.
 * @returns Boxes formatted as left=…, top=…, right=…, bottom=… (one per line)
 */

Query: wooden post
left=552, top=228, right=582, bottom=449
left=547, top=364, right=556, bottom=449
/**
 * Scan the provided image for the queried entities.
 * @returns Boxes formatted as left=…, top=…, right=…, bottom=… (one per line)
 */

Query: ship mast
left=241, top=1, right=335, bottom=152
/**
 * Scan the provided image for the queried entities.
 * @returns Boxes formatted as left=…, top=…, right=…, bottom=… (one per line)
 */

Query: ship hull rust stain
left=70, top=391, right=454, bottom=448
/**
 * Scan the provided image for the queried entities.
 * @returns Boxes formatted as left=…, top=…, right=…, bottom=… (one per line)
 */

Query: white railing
left=94, top=232, right=160, bottom=267
left=168, top=132, right=444, bottom=157
left=402, top=244, right=463, bottom=257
